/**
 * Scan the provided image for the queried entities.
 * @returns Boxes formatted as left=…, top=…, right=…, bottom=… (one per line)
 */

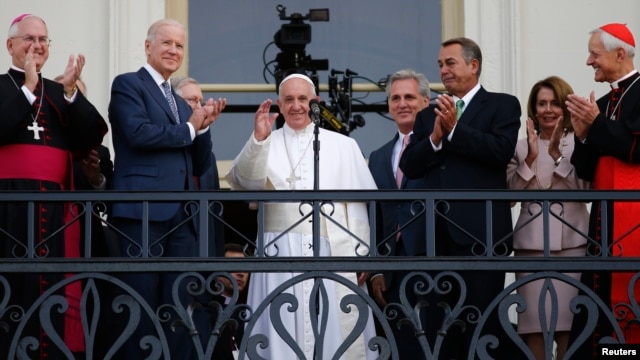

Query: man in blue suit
left=108, top=18, right=226, bottom=358
left=400, top=37, right=521, bottom=359
left=368, top=69, right=430, bottom=357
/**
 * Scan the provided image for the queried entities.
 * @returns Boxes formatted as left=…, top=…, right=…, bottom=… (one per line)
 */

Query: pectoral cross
left=28, top=120, right=44, bottom=140
left=285, top=171, right=301, bottom=189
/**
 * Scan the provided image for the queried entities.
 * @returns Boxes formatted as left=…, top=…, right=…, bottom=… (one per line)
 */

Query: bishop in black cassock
left=0, top=14, right=107, bottom=359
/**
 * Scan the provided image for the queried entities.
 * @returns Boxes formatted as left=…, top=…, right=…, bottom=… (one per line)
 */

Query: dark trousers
left=434, top=237, right=509, bottom=360
left=379, top=240, right=428, bottom=358
left=110, top=208, right=210, bottom=359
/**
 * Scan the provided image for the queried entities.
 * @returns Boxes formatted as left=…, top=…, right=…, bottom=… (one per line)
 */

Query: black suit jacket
left=197, top=152, right=225, bottom=257
left=400, top=87, right=520, bottom=255
left=73, top=145, right=114, bottom=257
left=368, top=133, right=428, bottom=257
left=211, top=295, right=245, bottom=360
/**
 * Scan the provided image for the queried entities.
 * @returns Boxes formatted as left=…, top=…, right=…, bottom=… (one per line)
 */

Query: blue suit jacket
left=368, top=133, right=428, bottom=257
left=108, top=67, right=212, bottom=221
left=400, top=87, right=520, bottom=255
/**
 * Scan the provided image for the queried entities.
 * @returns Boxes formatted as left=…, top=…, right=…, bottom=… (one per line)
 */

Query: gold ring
left=443, top=110, right=449, bottom=114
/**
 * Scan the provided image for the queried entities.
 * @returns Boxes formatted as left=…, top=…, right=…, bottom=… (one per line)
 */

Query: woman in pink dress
left=507, top=76, right=591, bottom=360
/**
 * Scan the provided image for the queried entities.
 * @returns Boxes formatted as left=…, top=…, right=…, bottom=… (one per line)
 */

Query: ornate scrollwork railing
left=0, top=190, right=639, bottom=359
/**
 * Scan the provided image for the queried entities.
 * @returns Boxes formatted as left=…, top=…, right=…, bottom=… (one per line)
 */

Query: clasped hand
left=23, top=44, right=84, bottom=96
left=430, top=94, right=457, bottom=146
left=189, top=97, right=227, bottom=131
left=566, top=91, right=599, bottom=140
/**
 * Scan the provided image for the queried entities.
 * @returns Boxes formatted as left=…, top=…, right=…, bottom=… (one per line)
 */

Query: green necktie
left=456, top=99, right=465, bottom=120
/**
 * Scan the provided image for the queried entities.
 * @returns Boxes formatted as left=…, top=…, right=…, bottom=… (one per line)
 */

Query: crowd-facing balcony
left=1, top=189, right=639, bottom=359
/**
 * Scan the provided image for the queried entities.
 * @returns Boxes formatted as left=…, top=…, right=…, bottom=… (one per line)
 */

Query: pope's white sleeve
left=224, top=133, right=271, bottom=190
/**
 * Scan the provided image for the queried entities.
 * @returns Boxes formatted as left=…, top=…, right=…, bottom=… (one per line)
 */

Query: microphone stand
left=311, top=112, right=321, bottom=253
left=310, top=110, right=322, bottom=331
left=312, top=115, right=320, bottom=191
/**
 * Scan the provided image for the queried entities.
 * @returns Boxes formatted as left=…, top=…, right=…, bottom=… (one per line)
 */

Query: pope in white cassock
left=225, top=73, right=379, bottom=360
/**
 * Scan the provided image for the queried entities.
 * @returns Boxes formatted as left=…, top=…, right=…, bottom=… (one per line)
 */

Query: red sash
left=594, top=156, right=640, bottom=343
left=0, top=144, right=69, bottom=184
left=0, top=144, right=84, bottom=351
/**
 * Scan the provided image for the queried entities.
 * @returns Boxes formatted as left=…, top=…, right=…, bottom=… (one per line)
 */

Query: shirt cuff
left=187, top=123, right=196, bottom=140
left=21, top=85, right=36, bottom=104
left=430, top=137, right=442, bottom=151
left=447, top=124, right=457, bottom=141
left=196, top=126, right=210, bottom=137
left=64, top=88, right=78, bottom=103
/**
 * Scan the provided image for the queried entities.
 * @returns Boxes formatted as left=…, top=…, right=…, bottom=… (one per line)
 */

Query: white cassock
left=225, top=122, right=378, bottom=360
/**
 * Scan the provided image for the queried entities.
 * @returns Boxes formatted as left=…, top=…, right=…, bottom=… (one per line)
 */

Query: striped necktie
left=162, top=81, right=180, bottom=123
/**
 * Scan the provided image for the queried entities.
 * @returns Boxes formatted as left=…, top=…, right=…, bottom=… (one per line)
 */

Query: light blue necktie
left=162, top=81, right=180, bottom=123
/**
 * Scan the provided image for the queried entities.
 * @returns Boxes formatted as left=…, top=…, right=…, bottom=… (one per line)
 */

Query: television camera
left=270, top=5, right=366, bottom=135
left=273, top=4, right=329, bottom=92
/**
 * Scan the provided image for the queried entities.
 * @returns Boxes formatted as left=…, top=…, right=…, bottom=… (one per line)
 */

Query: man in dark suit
left=56, top=76, right=116, bottom=257
left=172, top=76, right=225, bottom=257
left=212, top=243, right=250, bottom=360
left=368, top=69, right=430, bottom=357
left=400, top=37, right=521, bottom=359
left=107, top=18, right=226, bottom=358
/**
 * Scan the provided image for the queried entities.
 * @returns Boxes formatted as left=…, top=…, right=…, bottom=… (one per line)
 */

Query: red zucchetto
left=600, top=23, right=636, bottom=47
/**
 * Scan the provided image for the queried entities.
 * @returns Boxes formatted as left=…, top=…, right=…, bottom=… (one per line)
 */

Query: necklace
left=7, top=71, right=45, bottom=140
left=532, top=159, right=552, bottom=189
left=606, top=75, right=640, bottom=120
left=533, top=132, right=567, bottom=190
left=283, top=128, right=313, bottom=189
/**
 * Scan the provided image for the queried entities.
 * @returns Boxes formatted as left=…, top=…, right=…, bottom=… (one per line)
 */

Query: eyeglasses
left=12, top=35, right=51, bottom=47
left=184, top=97, right=205, bottom=107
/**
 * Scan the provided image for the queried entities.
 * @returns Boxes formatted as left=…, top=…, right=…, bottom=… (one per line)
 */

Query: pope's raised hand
left=254, top=99, right=278, bottom=141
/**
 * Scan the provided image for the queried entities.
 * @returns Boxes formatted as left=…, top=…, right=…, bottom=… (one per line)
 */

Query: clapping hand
left=61, top=54, right=85, bottom=96
left=566, top=91, right=599, bottom=141
left=189, top=97, right=226, bottom=131
left=23, top=45, right=38, bottom=92
left=548, top=118, right=565, bottom=161
left=524, top=118, right=539, bottom=167
left=430, top=94, right=455, bottom=146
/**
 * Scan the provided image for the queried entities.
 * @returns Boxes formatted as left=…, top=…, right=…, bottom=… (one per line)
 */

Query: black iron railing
left=0, top=190, right=638, bottom=359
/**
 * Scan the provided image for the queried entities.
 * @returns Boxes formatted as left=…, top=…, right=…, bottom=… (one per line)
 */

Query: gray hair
left=146, top=18, right=185, bottom=42
left=171, top=76, right=199, bottom=96
left=385, top=69, right=430, bottom=98
left=590, top=27, right=635, bottom=58
left=442, top=37, right=483, bottom=78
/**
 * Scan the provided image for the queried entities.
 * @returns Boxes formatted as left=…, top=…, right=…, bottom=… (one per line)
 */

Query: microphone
left=309, top=99, right=321, bottom=125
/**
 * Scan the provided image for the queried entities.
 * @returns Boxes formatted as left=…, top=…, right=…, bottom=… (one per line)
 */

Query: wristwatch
left=554, top=155, right=564, bottom=166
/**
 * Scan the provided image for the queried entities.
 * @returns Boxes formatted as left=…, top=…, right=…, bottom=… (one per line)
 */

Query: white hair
left=591, top=27, right=635, bottom=58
